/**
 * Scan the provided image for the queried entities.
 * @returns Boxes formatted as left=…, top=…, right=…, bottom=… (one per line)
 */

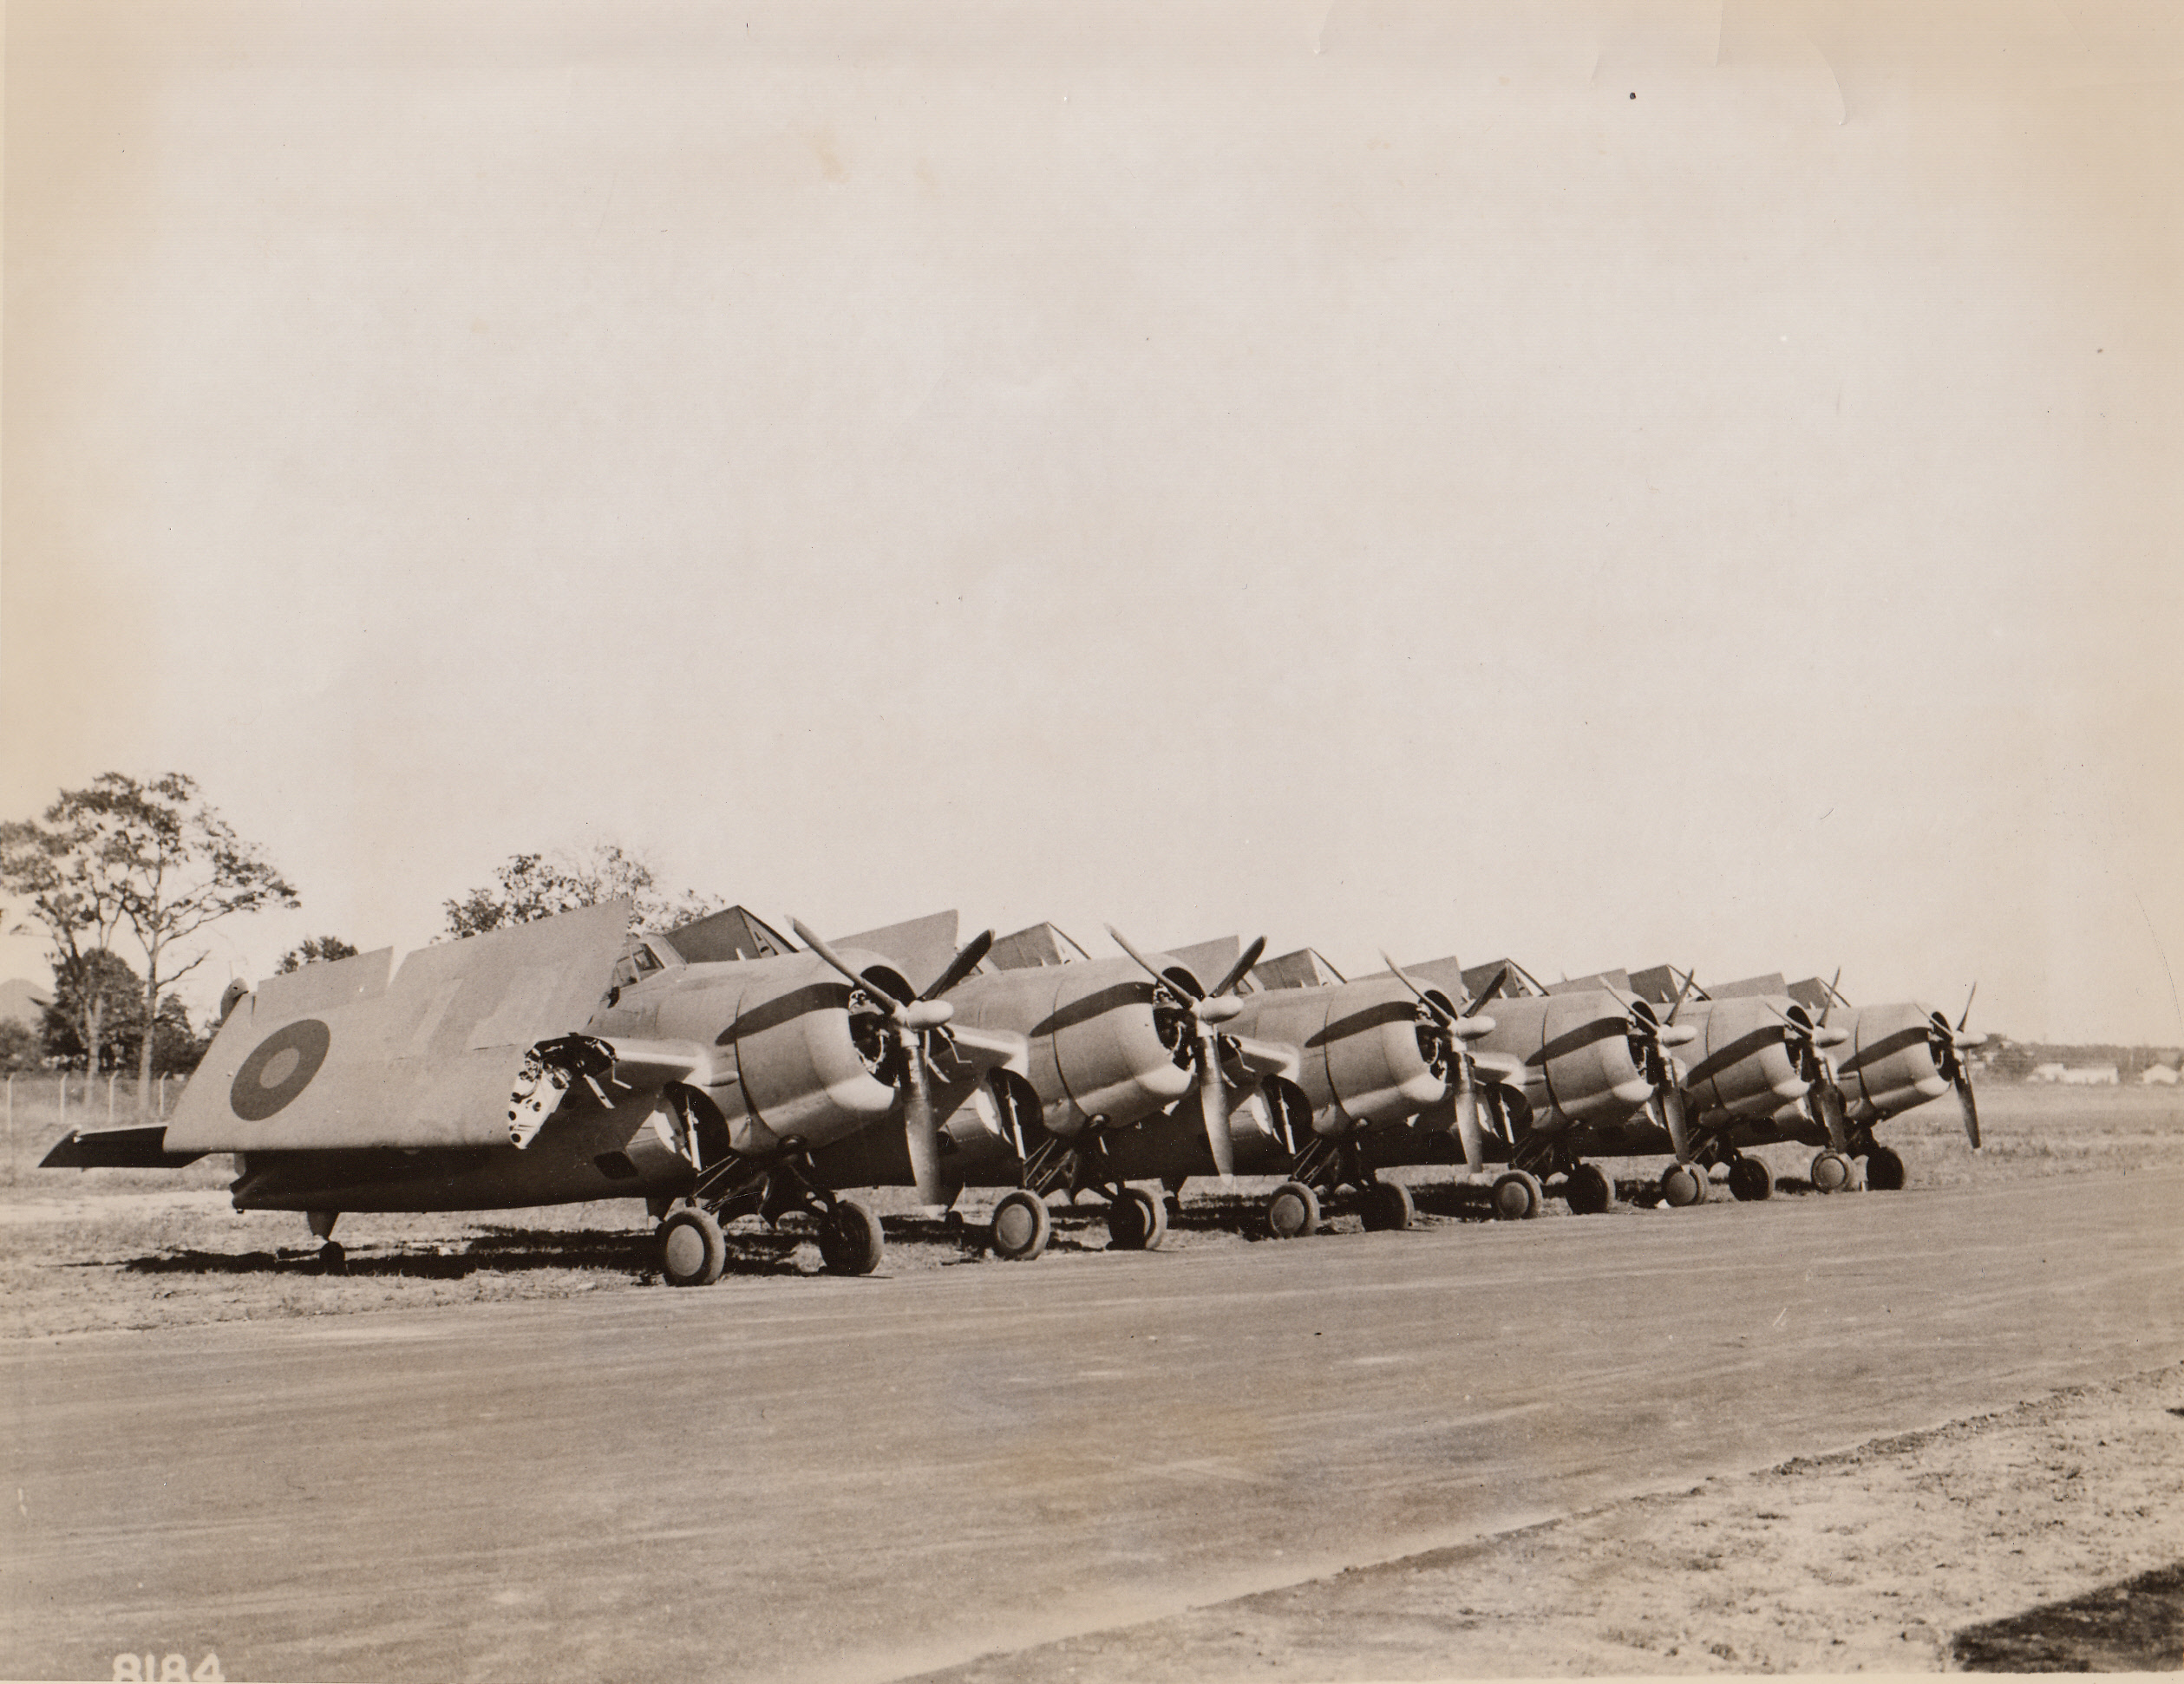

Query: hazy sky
left=5, top=0, right=2179, bottom=1043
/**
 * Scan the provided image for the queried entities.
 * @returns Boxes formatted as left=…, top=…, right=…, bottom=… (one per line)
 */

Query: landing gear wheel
left=1106, top=1186, right=1168, bottom=1250
left=1659, top=1162, right=1709, bottom=1207
left=659, top=1208, right=726, bottom=1287
left=943, top=1209, right=966, bottom=1233
left=1265, top=1180, right=1320, bottom=1239
left=1863, top=1145, right=1906, bottom=1191
left=1490, top=1170, right=1543, bottom=1221
left=1359, top=1182, right=1416, bottom=1232
left=1727, top=1156, right=1775, bottom=1202
left=1810, top=1149, right=1856, bottom=1195
left=1564, top=1163, right=1613, bottom=1216
left=990, top=1190, right=1051, bottom=1261
left=817, top=1199, right=884, bottom=1276
left=317, top=1239, right=347, bottom=1276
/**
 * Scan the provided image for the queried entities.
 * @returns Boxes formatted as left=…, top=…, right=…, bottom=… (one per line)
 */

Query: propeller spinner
left=792, top=919, right=996, bottom=1206
left=1108, top=926, right=1266, bottom=1181
left=1382, top=953, right=1501, bottom=1173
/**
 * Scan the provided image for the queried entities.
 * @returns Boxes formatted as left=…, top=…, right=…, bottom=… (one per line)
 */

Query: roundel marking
left=231, top=1019, right=332, bottom=1120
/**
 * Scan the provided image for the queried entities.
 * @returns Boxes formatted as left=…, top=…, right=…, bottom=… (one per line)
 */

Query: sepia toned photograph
left=3, top=2, right=2181, bottom=1679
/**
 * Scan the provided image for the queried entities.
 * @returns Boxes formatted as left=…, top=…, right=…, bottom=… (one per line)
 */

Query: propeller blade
left=1808, top=1080, right=1851, bottom=1152
left=1956, top=1072, right=1982, bottom=1149
left=790, top=918, right=912, bottom=1008
left=1665, top=966, right=1697, bottom=1027
left=1817, top=966, right=1842, bottom=1029
left=1381, top=950, right=1457, bottom=1026
left=1208, top=936, right=1268, bottom=1001
left=900, top=1031, right=946, bottom=1206
left=1196, top=1035, right=1236, bottom=1179
left=1108, top=925, right=1203, bottom=999
left=920, top=930, right=995, bottom=1002
left=1465, top=967, right=1508, bottom=1015
left=1451, top=1060, right=1485, bottom=1173
left=1956, top=982, right=1978, bottom=1035
left=1660, top=1083, right=1695, bottom=1163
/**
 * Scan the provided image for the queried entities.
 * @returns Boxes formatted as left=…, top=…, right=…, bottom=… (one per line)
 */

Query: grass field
left=3, top=1081, right=2180, bottom=1341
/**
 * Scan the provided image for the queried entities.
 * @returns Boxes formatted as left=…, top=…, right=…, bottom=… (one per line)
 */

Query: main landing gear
left=308, top=1210, right=346, bottom=1274
left=657, top=1154, right=886, bottom=1284
left=1726, top=1153, right=1775, bottom=1202
left=1808, top=1148, right=1859, bottom=1195
left=1265, top=1136, right=1418, bottom=1238
left=1658, top=1161, right=1710, bottom=1207
left=1862, top=1142, right=1906, bottom=1191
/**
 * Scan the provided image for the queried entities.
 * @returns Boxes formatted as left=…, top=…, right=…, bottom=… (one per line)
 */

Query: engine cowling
left=1830, top=1001, right=1950, bottom=1122
left=1229, top=976, right=1447, bottom=1132
left=644, top=951, right=906, bottom=1154
left=1531, top=991, right=1656, bottom=1122
left=945, top=956, right=1197, bottom=1137
left=1679, top=998, right=1813, bottom=1119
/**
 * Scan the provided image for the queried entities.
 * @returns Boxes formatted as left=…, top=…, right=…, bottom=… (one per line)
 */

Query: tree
left=441, top=844, right=723, bottom=940
left=147, top=993, right=206, bottom=1076
left=276, top=936, right=360, bottom=974
left=0, top=1019, right=40, bottom=1074
left=2, top=773, right=298, bottom=1114
left=40, top=949, right=146, bottom=1073
left=2, top=804, right=134, bottom=1087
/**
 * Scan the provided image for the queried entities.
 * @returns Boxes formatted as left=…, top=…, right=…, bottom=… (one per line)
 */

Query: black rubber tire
left=1564, top=1163, right=1613, bottom=1216
left=1864, top=1145, right=1906, bottom=1191
left=1659, top=1163, right=1708, bottom=1208
left=1107, top=1186, right=1167, bottom=1250
left=990, top=1190, right=1051, bottom=1261
left=1490, top=1170, right=1543, bottom=1221
left=1727, top=1156, right=1775, bottom=1202
left=659, top=1208, right=726, bottom=1287
left=1810, top=1149, right=1855, bottom=1195
left=1265, top=1180, right=1320, bottom=1239
left=818, top=1198, right=885, bottom=1276
left=317, top=1239, right=347, bottom=1276
left=1359, top=1182, right=1416, bottom=1232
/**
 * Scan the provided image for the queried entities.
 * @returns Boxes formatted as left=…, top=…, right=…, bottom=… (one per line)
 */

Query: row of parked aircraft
left=43, top=902, right=1985, bottom=1283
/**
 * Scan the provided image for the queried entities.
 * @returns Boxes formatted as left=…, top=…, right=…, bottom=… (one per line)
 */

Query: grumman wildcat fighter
left=1611, top=969, right=1985, bottom=1194
left=808, top=920, right=1298, bottom=1260
left=41, top=901, right=1018, bottom=1283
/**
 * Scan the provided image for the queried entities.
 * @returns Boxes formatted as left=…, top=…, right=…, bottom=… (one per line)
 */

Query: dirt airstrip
left=4, top=1083, right=2181, bottom=1676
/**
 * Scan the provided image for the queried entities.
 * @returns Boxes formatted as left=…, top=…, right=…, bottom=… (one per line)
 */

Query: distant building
left=0, top=977, right=51, bottom=1033
left=2141, top=1063, right=2181, bottom=1086
left=2058, top=1065, right=2121, bottom=1086
left=2028, top=1062, right=2067, bottom=1083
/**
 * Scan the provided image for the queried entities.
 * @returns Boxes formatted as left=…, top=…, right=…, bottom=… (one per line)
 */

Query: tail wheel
left=1727, top=1156, right=1775, bottom=1202
left=1564, top=1163, right=1612, bottom=1216
left=818, top=1199, right=885, bottom=1276
left=1359, top=1181, right=1416, bottom=1232
left=1265, top=1180, right=1320, bottom=1239
left=1864, top=1145, right=1906, bottom=1191
left=1107, top=1186, right=1168, bottom=1251
left=1659, top=1163, right=1709, bottom=1207
left=1810, top=1149, right=1856, bottom=1195
left=1490, top=1170, right=1543, bottom=1221
left=990, top=1190, right=1052, bottom=1261
left=660, top=1208, right=727, bottom=1287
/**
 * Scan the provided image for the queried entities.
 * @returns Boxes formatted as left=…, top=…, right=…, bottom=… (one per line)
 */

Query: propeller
left=1592, top=969, right=1703, bottom=1161
left=1754, top=993, right=1855, bottom=1153
left=791, top=919, right=996, bottom=1205
left=1382, top=953, right=1501, bottom=1174
left=1108, top=927, right=1266, bottom=1180
left=1929, top=983, right=1984, bottom=1148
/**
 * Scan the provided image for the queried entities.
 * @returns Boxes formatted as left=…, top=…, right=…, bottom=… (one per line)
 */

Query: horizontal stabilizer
left=659, top=905, right=794, bottom=964
left=1167, top=936, right=1242, bottom=987
left=832, top=911, right=960, bottom=993
left=983, top=923, right=1092, bottom=971
left=1251, top=949, right=1344, bottom=991
left=1549, top=969, right=1631, bottom=995
left=41, top=1125, right=207, bottom=1170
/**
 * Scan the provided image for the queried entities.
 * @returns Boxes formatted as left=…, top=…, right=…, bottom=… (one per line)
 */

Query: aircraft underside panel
left=166, top=902, right=632, bottom=1152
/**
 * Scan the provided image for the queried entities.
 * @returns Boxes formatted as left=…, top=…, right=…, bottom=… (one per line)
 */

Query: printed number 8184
left=112, top=1655, right=223, bottom=1681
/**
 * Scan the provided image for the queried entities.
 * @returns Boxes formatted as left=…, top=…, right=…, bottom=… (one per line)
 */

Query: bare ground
left=912, top=1364, right=2184, bottom=1679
